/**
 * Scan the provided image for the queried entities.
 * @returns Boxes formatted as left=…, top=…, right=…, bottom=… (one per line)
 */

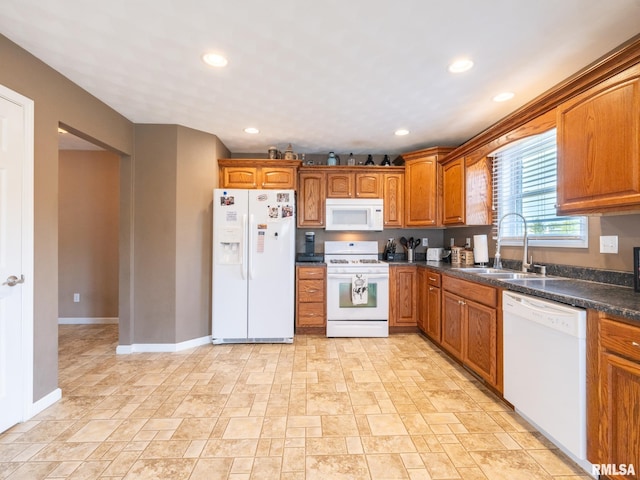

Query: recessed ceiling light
left=493, top=92, right=515, bottom=102
left=58, top=127, right=67, bottom=134
left=448, top=59, right=474, bottom=73
left=202, top=53, right=228, bottom=67
left=394, top=129, right=410, bottom=136
left=243, top=127, right=259, bottom=134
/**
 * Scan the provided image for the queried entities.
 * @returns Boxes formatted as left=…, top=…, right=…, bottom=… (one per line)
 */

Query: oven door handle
left=327, top=273, right=389, bottom=280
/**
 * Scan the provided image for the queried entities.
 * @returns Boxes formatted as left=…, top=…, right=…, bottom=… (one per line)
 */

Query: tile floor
left=0, top=325, right=590, bottom=479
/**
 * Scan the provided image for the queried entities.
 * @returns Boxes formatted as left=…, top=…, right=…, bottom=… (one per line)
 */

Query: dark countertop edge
left=395, top=260, right=640, bottom=324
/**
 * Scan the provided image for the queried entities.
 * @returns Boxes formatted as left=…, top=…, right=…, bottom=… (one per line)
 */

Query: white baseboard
left=116, top=335, right=211, bottom=354
left=58, top=317, right=119, bottom=325
left=29, top=388, right=62, bottom=419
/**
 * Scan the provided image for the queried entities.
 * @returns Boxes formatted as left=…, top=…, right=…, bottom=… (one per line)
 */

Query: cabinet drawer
left=298, top=280, right=325, bottom=302
left=298, top=267, right=325, bottom=280
left=601, top=318, right=640, bottom=363
left=442, top=275, right=497, bottom=308
left=298, top=302, right=324, bottom=317
left=426, top=270, right=441, bottom=287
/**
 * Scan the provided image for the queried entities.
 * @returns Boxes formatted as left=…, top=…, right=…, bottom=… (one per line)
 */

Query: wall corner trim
left=29, top=388, right=62, bottom=419
left=116, top=335, right=212, bottom=354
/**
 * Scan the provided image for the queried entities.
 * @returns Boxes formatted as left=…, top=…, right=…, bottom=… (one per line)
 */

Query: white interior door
left=0, top=87, right=32, bottom=433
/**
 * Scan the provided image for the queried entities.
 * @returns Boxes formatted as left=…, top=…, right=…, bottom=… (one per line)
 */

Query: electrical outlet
left=421, top=238, right=429, bottom=247
left=73, top=293, right=80, bottom=303
left=599, top=235, right=618, bottom=254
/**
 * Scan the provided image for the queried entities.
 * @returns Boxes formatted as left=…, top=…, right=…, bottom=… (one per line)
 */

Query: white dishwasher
left=503, top=291, right=592, bottom=474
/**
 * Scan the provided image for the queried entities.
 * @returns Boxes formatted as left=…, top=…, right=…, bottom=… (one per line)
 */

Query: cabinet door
left=383, top=173, right=404, bottom=227
left=405, top=156, right=438, bottom=226
left=441, top=291, right=464, bottom=357
left=600, top=352, right=640, bottom=475
left=426, top=285, right=441, bottom=343
left=221, top=167, right=259, bottom=189
left=326, top=172, right=353, bottom=198
left=557, top=64, right=640, bottom=215
left=442, top=158, right=465, bottom=225
left=465, top=157, right=493, bottom=225
left=464, top=300, right=497, bottom=385
left=298, top=172, right=326, bottom=227
left=389, top=265, right=417, bottom=327
left=261, top=167, right=297, bottom=189
left=417, top=268, right=428, bottom=332
left=355, top=173, right=381, bottom=198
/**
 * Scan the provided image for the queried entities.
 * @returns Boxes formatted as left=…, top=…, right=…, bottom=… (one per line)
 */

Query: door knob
left=3, top=275, right=25, bottom=287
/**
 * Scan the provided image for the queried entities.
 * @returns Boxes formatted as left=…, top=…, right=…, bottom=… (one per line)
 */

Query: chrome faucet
left=493, top=212, right=531, bottom=272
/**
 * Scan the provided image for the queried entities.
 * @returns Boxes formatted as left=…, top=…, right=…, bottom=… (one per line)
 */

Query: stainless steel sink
left=452, top=267, right=508, bottom=274
left=478, top=272, right=542, bottom=280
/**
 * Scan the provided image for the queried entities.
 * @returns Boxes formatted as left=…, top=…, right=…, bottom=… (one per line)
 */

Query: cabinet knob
left=458, top=300, right=466, bottom=305
left=632, top=341, right=639, bottom=347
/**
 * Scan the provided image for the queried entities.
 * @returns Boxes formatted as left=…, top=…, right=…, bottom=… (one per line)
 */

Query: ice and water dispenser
left=216, top=226, right=243, bottom=264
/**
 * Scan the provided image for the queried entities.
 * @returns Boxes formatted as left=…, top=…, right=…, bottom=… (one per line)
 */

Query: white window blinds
left=491, top=128, right=588, bottom=247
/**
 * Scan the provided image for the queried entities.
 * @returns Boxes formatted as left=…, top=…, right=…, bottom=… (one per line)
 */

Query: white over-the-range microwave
left=325, top=198, right=384, bottom=231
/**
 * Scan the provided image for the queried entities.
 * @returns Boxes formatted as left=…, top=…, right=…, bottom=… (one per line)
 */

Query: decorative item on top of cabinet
left=298, top=170, right=326, bottom=227
left=218, top=159, right=301, bottom=190
left=557, top=62, right=640, bottom=215
left=389, top=264, right=418, bottom=329
left=402, top=147, right=455, bottom=227
left=586, top=312, right=640, bottom=474
left=295, top=265, right=326, bottom=331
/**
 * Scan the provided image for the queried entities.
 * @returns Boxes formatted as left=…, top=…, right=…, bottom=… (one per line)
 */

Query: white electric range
left=324, top=241, right=389, bottom=337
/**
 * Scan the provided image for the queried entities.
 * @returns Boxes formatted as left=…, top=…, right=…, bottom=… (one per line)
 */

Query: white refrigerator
left=212, top=188, right=295, bottom=343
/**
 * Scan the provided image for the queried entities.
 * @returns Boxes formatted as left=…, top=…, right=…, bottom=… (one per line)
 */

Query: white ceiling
left=2, top=1, right=640, bottom=155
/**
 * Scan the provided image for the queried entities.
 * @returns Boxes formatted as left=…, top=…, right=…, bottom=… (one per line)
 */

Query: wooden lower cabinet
left=588, top=312, right=640, bottom=478
left=417, top=268, right=441, bottom=339
left=441, top=275, right=500, bottom=390
left=389, top=265, right=417, bottom=328
left=295, top=265, right=326, bottom=329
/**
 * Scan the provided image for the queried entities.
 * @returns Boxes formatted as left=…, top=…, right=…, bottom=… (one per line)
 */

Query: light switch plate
left=422, top=238, right=429, bottom=247
left=599, top=235, right=618, bottom=254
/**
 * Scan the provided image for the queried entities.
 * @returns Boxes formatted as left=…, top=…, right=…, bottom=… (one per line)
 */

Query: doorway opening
left=57, top=127, right=120, bottom=330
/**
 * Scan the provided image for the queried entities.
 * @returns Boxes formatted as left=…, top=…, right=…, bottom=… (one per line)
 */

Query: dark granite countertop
left=404, top=261, right=640, bottom=323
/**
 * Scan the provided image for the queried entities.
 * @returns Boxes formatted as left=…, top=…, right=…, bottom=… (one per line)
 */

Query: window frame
left=490, top=128, right=588, bottom=249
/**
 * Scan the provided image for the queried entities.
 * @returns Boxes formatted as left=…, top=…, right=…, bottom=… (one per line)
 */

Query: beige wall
left=58, top=150, right=120, bottom=318
left=133, top=124, right=229, bottom=344
left=0, top=34, right=134, bottom=401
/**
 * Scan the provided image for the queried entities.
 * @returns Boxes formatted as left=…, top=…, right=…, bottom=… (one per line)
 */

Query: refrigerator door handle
left=241, top=213, right=248, bottom=280
left=248, top=213, right=255, bottom=280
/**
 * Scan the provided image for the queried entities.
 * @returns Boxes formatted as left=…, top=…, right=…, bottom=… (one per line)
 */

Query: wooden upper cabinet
left=557, top=63, right=640, bottom=215
left=402, top=147, right=454, bottom=227
left=221, top=166, right=259, bottom=189
left=326, top=172, right=354, bottom=197
left=218, top=159, right=301, bottom=190
left=441, top=157, right=465, bottom=225
left=465, top=156, right=493, bottom=225
left=297, top=171, right=326, bottom=227
left=383, top=173, right=404, bottom=227
left=327, top=171, right=382, bottom=198
left=355, top=173, right=382, bottom=198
